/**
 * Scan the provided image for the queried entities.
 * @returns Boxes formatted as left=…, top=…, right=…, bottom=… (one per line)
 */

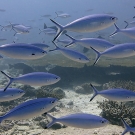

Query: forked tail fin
left=89, top=83, right=99, bottom=101
left=50, top=19, right=64, bottom=42
left=44, top=113, right=57, bottom=129
left=109, top=23, right=120, bottom=37
left=49, top=41, right=59, bottom=52
left=9, top=22, right=17, bottom=36
left=0, top=25, right=5, bottom=31
left=90, top=47, right=101, bottom=66
left=54, top=12, right=58, bottom=19
left=65, top=34, right=76, bottom=47
left=124, top=21, right=129, bottom=28
left=121, top=117, right=132, bottom=135
left=1, top=71, right=14, bottom=91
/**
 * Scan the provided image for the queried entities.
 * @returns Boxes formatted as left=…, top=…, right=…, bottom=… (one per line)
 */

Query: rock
left=52, top=87, right=65, bottom=98
left=18, top=85, right=36, bottom=97
left=16, top=121, right=30, bottom=126
left=33, top=116, right=43, bottom=121
left=50, top=123, right=66, bottom=130
left=38, top=119, right=48, bottom=128
left=74, top=86, right=84, bottom=94
left=67, top=101, right=73, bottom=105
left=17, top=126, right=29, bottom=131
left=26, top=129, right=43, bottom=135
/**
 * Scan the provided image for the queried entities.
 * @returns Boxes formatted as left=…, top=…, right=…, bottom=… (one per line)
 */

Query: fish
left=90, top=83, right=135, bottom=101
left=0, top=88, right=25, bottom=102
left=121, top=117, right=135, bottom=135
left=54, top=12, right=71, bottom=19
left=41, top=14, right=51, bottom=18
left=1, top=71, right=61, bottom=91
left=0, top=43, right=47, bottom=60
left=90, top=43, right=135, bottom=65
left=124, top=20, right=135, bottom=28
left=44, top=31, right=57, bottom=36
left=45, top=113, right=109, bottom=129
left=65, top=34, right=114, bottom=52
left=56, top=39, right=72, bottom=45
left=39, top=28, right=56, bottom=35
left=0, top=97, right=58, bottom=123
left=0, top=38, right=6, bottom=42
left=0, top=23, right=19, bottom=31
left=50, top=14, right=118, bottom=41
left=11, top=24, right=32, bottom=36
left=29, top=43, right=49, bottom=50
left=110, top=23, right=135, bottom=39
left=0, top=9, right=6, bottom=12
left=49, top=41, right=90, bottom=63
left=86, top=9, right=93, bottom=12
left=44, top=23, right=67, bottom=35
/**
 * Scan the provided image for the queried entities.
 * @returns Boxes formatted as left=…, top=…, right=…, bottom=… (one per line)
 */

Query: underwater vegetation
left=98, top=80, right=135, bottom=135
left=36, top=86, right=65, bottom=99
left=98, top=100, right=135, bottom=126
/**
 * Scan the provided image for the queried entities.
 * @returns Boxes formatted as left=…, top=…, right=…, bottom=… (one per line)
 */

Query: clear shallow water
left=0, top=0, right=135, bottom=134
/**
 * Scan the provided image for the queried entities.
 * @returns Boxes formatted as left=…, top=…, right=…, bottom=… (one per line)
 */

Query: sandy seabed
left=41, top=90, right=128, bottom=135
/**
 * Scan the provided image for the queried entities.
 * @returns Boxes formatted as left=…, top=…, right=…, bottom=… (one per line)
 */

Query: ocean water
left=0, top=0, right=135, bottom=135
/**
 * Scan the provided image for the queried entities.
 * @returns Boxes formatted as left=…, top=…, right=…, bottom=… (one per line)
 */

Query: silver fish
left=90, top=84, right=135, bottom=101
left=0, top=23, right=19, bottom=31
left=1, top=71, right=60, bottom=91
left=45, top=113, right=109, bottom=129
left=121, top=117, right=135, bottom=135
left=0, top=98, right=58, bottom=123
left=44, top=23, right=67, bottom=35
left=50, top=14, right=118, bottom=41
left=54, top=12, right=71, bottom=19
left=124, top=20, right=135, bottom=28
left=49, top=41, right=89, bottom=63
left=110, top=23, right=135, bottom=39
left=29, top=43, right=49, bottom=50
left=0, top=88, right=25, bottom=102
left=39, top=28, right=56, bottom=35
left=0, top=38, right=6, bottom=42
left=65, top=34, right=114, bottom=52
left=11, top=24, right=32, bottom=36
left=0, top=43, right=47, bottom=60
left=90, top=43, right=135, bottom=65
left=56, top=39, right=72, bottom=45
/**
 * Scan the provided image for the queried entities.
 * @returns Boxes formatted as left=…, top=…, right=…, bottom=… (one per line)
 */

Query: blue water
left=0, top=0, right=135, bottom=134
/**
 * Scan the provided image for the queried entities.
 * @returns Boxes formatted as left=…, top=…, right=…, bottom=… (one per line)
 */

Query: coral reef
left=103, top=80, right=135, bottom=90
left=18, top=85, right=37, bottom=97
left=36, top=86, right=65, bottom=99
left=97, top=100, right=135, bottom=134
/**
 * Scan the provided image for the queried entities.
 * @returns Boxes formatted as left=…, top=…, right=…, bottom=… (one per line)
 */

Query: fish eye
left=100, top=120, right=105, bottom=123
left=32, top=53, right=35, bottom=55
left=79, top=58, right=81, bottom=60
left=42, top=51, right=45, bottom=53
left=127, top=96, right=130, bottom=98
left=110, top=17, right=115, bottom=20
left=50, top=100, right=55, bottom=103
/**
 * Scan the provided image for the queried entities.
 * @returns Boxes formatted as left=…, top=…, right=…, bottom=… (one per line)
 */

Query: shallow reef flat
left=0, top=90, right=126, bottom=135
left=28, top=53, right=135, bottom=68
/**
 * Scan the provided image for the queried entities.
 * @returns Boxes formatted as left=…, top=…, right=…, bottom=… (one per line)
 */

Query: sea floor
left=0, top=89, right=129, bottom=135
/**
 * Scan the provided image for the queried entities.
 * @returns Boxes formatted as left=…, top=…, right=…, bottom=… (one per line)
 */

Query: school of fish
left=0, top=11, right=135, bottom=135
